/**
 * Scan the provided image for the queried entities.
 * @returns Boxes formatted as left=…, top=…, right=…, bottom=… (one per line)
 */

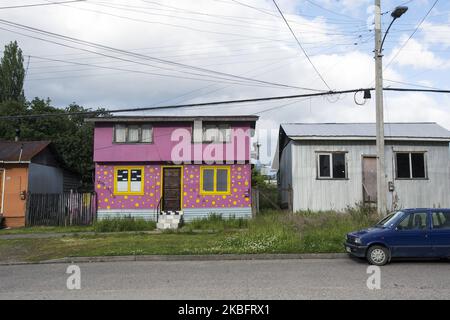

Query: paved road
left=0, top=258, right=449, bottom=299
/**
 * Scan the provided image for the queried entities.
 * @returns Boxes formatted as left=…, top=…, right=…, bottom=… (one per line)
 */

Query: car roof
left=401, top=208, right=450, bottom=213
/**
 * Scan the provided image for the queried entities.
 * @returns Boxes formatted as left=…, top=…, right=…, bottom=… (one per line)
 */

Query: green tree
left=0, top=41, right=25, bottom=103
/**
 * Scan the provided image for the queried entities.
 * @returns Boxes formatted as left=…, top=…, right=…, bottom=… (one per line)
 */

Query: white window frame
left=395, top=152, right=427, bottom=180
left=202, top=123, right=231, bottom=143
left=317, top=152, right=347, bottom=180
left=113, top=124, right=153, bottom=144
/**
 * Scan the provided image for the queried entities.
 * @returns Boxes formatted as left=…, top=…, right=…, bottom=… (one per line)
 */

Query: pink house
left=87, top=116, right=258, bottom=223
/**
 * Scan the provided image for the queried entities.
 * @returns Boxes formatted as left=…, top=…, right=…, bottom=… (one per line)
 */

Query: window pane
left=141, top=125, right=153, bottom=143
left=203, top=126, right=218, bottom=142
left=130, top=169, right=142, bottom=192
left=218, top=124, right=231, bottom=142
left=128, top=126, right=140, bottom=142
left=115, top=125, right=126, bottom=143
left=319, top=154, right=330, bottom=178
left=216, top=169, right=228, bottom=192
left=411, top=153, right=425, bottom=178
left=396, top=153, right=410, bottom=178
left=398, top=212, right=427, bottom=230
left=202, top=169, right=214, bottom=192
left=332, top=153, right=346, bottom=179
left=432, top=212, right=450, bottom=230
left=116, top=169, right=129, bottom=192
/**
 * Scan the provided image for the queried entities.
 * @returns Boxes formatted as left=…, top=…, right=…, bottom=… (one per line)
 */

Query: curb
left=0, top=253, right=348, bottom=266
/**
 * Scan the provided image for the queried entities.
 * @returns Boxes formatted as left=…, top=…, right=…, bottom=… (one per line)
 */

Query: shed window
left=396, top=152, right=426, bottom=179
left=318, top=153, right=347, bottom=179
left=200, top=166, right=231, bottom=194
left=114, top=124, right=153, bottom=143
left=114, top=167, right=144, bottom=195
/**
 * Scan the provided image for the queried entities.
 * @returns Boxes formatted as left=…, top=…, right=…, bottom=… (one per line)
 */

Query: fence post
left=251, top=187, right=259, bottom=217
left=25, top=192, right=31, bottom=226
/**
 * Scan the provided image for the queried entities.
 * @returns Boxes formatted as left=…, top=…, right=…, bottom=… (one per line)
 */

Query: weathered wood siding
left=287, top=140, right=450, bottom=212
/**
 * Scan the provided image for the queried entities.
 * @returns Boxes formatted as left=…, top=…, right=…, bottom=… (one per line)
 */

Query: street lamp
left=374, top=2, right=408, bottom=215
left=380, top=6, right=409, bottom=52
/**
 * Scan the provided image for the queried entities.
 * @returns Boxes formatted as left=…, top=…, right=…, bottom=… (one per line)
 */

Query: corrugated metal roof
left=281, top=123, right=450, bottom=141
left=86, top=115, right=259, bottom=123
left=0, top=141, right=51, bottom=162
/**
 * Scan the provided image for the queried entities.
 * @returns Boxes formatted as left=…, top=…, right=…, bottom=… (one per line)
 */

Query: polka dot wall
left=95, top=164, right=161, bottom=210
left=95, top=164, right=251, bottom=210
left=183, top=164, right=251, bottom=209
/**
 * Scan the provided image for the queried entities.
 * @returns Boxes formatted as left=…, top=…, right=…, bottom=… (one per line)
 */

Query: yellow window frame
left=113, top=166, right=145, bottom=195
left=200, top=166, right=231, bottom=195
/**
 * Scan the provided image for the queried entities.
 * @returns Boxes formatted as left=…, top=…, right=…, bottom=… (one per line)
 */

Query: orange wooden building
left=0, top=141, right=80, bottom=228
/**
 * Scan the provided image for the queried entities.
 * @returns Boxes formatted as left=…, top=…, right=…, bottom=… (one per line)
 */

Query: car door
left=430, top=210, right=450, bottom=258
left=387, top=211, right=432, bottom=258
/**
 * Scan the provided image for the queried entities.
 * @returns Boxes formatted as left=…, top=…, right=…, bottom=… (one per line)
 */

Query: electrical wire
left=272, top=0, right=332, bottom=90
left=2, top=87, right=450, bottom=120
left=383, top=0, right=439, bottom=71
left=0, top=0, right=85, bottom=10
left=0, top=19, right=320, bottom=91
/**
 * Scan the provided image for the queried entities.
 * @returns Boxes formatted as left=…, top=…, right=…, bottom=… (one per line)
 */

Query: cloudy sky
left=1, top=0, right=449, bottom=163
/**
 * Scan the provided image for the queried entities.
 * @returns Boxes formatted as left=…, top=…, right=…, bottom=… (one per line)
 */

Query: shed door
left=162, top=167, right=182, bottom=212
left=362, top=157, right=377, bottom=203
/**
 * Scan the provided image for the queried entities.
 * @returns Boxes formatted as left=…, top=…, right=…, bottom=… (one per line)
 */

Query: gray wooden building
left=274, top=123, right=450, bottom=212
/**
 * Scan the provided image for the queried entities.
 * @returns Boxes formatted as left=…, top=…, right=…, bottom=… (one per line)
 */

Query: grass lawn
left=0, top=225, right=95, bottom=235
left=0, top=209, right=379, bottom=262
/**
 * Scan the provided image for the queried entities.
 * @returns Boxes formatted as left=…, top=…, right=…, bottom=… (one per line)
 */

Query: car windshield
left=374, top=211, right=405, bottom=228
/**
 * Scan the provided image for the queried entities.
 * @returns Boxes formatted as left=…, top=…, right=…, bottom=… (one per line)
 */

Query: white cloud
left=385, top=37, right=450, bottom=70
left=420, top=21, right=450, bottom=48
left=0, top=0, right=448, bottom=164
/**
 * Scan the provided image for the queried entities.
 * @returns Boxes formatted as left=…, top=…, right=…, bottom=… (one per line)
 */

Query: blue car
left=344, top=208, right=450, bottom=266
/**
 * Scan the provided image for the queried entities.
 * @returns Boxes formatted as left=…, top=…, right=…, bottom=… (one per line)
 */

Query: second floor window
left=202, top=124, right=231, bottom=143
left=114, top=124, right=153, bottom=143
left=395, top=152, right=426, bottom=179
left=317, top=152, right=347, bottom=179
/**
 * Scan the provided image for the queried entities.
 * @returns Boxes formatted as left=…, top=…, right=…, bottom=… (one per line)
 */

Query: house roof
left=280, top=122, right=450, bottom=141
left=0, top=141, right=51, bottom=162
left=86, top=115, right=259, bottom=123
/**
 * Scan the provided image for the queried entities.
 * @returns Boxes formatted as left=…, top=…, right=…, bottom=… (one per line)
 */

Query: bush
left=93, top=217, right=156, bottom=233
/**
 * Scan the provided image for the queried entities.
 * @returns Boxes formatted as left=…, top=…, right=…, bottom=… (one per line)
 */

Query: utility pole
left=374, top=0, right=387, bottom=215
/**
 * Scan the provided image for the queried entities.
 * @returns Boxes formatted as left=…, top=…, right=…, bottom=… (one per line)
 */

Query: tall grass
left=217, top=212, right=301, bottom=253
left=93, top=217, right=156, bottom=233
left=184, top=214, right=248, bottom=232
left=213, top=206, right=378, bottom=254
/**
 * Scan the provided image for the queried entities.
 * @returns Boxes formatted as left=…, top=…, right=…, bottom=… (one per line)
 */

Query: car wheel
left=367, top=245, right=390, bottom=266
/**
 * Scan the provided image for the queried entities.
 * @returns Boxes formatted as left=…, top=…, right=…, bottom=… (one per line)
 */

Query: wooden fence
left=26, top=192, right=97, bottom=227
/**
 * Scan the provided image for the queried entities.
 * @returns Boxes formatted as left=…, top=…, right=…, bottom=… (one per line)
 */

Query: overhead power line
left=384, top=0, right=439, bottom=70
left=0, top=0, right=86, bottom=10
left=271, top=0, right=332, bottom=90
left=303, top=0, right=365, bottom=22
left=0, top=19, right=322, bottom=91
left=1, top=87, right=450, bottom=120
